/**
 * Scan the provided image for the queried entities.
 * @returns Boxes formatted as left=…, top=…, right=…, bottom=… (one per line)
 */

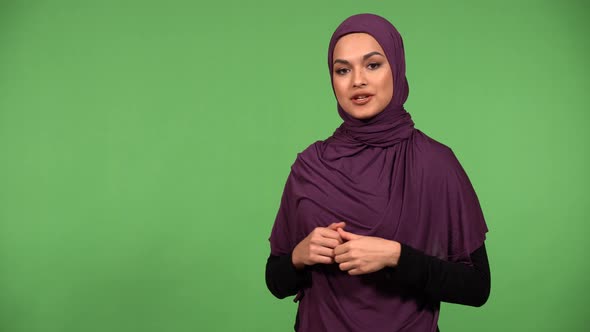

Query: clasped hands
left=292, top=222, right=401, bottom=275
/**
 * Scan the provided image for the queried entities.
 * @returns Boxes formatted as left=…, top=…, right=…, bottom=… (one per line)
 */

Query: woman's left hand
left=334, top=228, right=401, bottom=275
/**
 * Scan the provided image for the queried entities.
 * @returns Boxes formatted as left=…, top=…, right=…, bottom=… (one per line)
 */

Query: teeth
left=355, top=96, right=367, bottom=99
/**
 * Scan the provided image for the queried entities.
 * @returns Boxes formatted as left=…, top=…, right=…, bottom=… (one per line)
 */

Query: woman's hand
left=334, top=228, right=401, bottom=275
left=292, top=222, right=346, bottom=270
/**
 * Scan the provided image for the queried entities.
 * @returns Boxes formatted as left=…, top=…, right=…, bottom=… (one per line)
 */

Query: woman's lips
left=351, top=95, right=373, bottom=105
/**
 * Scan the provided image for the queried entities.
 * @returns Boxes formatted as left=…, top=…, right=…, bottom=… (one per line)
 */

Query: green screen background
left=1, top=0, right=588, bottom=331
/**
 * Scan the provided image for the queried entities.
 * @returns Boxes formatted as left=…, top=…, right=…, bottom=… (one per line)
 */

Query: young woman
left=266, top=13, right=490, bottom=332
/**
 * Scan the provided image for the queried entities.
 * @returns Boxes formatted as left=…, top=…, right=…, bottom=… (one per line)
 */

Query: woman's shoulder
left=411, top=130, right=463, bottom=176
left=289, top=140, right=325, bottom=166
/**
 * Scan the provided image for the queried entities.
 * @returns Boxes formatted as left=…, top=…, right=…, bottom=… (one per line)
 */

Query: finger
left=312, top=237, right=341, bottom=249
left=327, top=221, right=346, bottom=230
left=348, top=268, right=364, bottom=276
left=334, top=252, right=351, bottom=264
left=319, top=228, right=344, bottom=241
left=311, top=245, right=335, bottom=258
left=312, top=254, right=333, bottom=265
left=337, top=227, right=362, bottom=241
left=333, top=243, right=349, bottom=256
left=338, top=261, right=355, bottom=271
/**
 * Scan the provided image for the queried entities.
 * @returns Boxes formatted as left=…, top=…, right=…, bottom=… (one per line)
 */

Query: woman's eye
left=335, top=68, right=350, bottom=75
left=368, top=62, right=381, bottom=70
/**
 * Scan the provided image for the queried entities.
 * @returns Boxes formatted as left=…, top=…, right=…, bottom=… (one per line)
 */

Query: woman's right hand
left=292, top=222, right=346, bottom=270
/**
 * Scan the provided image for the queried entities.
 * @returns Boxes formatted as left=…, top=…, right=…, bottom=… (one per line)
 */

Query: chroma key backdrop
left=0, top=1, right=588, bottom=331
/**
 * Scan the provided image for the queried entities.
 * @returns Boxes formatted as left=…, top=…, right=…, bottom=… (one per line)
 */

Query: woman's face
left=332, top=33, right=394, bottom=120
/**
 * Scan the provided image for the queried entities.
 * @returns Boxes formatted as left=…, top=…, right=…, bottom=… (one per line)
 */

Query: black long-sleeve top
left=266, top=243, right=490, bottom=307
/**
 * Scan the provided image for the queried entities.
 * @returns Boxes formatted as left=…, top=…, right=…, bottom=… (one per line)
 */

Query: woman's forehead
left=333, top=33, right=386, bottom=60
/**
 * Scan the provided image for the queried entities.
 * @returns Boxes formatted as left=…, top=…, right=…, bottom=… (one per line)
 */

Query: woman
left=266, top=13, right=490, bottom=332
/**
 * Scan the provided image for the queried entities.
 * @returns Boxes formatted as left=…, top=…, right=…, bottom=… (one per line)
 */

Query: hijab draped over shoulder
left=269, top=13, right=488, bottom=332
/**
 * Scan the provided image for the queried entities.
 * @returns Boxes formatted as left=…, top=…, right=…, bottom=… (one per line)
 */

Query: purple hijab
left=269, top=13, right=488, bottom=332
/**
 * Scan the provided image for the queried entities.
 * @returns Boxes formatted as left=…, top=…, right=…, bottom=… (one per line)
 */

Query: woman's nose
left=352, top=70, right=367, bottom=88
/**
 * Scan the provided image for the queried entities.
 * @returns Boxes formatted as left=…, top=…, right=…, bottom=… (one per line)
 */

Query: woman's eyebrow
left=333, top=51, right=385, bottom=65
left=362, top=51, right=384, bottom=60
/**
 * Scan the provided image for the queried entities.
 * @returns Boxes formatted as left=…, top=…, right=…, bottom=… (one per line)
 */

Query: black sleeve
left=265, top=244, right=491, bottom=306
left=265, top=253, right=311, bottom=299
left=385, top=243, right=491, bottom=307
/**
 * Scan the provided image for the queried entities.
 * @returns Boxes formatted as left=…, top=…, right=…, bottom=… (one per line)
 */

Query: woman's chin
left=344, top=108, right=384, bottom=121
